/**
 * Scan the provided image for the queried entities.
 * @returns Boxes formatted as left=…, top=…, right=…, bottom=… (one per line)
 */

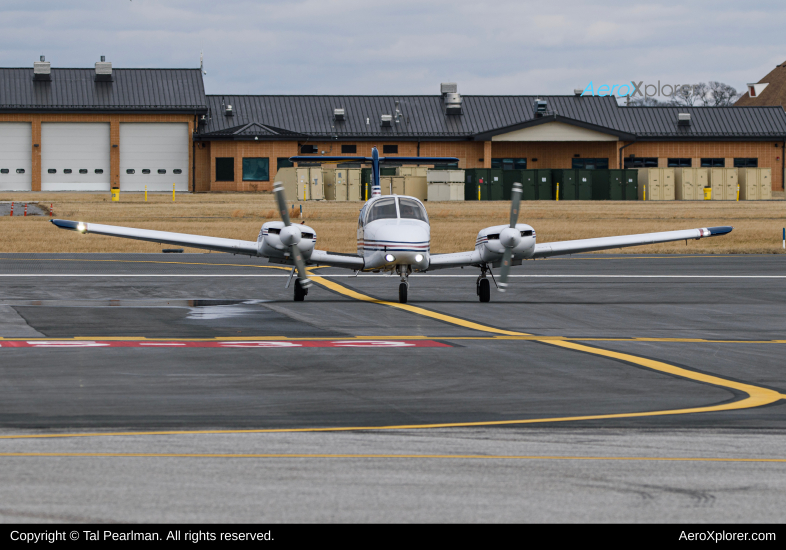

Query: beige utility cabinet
left=675, top=168, right=708, bottom=200
left=347, top=169, right=361, bottom=201
left=738, top=168, right=772, bottom=200
left=427, top=182, right=464, bottom=201
left=380, top=176, right=406, bottom=196
left=322, top=168, right=336, bottom=200
left=334, top=169, right=348, bottom=201
left=427, top=169, right=465, bottom=183
left=296, top=167, right=324, bottom=200
left=638, top=168, right=674, bottom=200
left=710, top=168, right=738, bottom=201
left=404, top=176, right=428, bottom=200
left=398, top=166, right=428, bottom=177
left=275, top=167, right=298, bottom=199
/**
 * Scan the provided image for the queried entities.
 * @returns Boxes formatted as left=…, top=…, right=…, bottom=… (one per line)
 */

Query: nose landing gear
left=476, top=264, right=492, bottom=302
left=397, top=265, right=411, bottom=304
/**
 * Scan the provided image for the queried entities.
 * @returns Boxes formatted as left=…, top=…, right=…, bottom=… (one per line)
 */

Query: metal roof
left=198, top=94, right=786, bottom=141
left=0, top=68, right=207, bottom=113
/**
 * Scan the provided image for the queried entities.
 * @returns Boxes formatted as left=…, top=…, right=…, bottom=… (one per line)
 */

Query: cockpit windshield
left=366, top=197, right=397, bottom=223
left=398, top=198, right=428, bottom=222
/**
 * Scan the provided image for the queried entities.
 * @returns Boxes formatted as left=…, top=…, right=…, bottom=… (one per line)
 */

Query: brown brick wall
left=491, top=141, right=621, bottom=170
left=0, top=113, right=195, bottom=191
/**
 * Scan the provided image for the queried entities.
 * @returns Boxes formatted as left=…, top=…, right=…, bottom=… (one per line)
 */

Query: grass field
left=0, top=192, right=784, bottom=254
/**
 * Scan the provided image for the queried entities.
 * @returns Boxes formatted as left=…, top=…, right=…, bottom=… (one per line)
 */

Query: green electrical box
left=607, top=169, right=624, bottom=200
left=591, top=169, right=611, bottom=200
left=503, top=170, right=536, bottom=200
left=534, top=169, right=553, bottom=200
left=623, top=169, right=639, bottom=200
left=465, top=169, right=489, bottom=201
left=552, top=169, right=577, bottom=200
left=488, top=169, right=504, bottom=200
left=577, top=170, right=593, bottom=200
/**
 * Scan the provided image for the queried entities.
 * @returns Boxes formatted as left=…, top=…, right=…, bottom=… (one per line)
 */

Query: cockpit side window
left=398, top=198, right=428, bottom=222
left=366, top=197, right=398, bottom=223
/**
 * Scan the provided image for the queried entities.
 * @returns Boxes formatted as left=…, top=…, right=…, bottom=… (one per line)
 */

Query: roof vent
left=533, top=98, right=549, bottom=117
left=678, top=113, right=691, bottom=127
left=225, top=104, right=234, bottom=116
left=380, top=114, right=392, bottom=127
left=33, top=56, right=51, bottom=81
left=444, top=92, right=462, bottom=115
left=334, top=108, right=345, bottom=121
left=94, top=57, right=113, bottom=82
left=440, top=82, right=458, bottom=96
left=747, top=82, right=769, bottom=98
left=574, top=88, right=584, bottom=96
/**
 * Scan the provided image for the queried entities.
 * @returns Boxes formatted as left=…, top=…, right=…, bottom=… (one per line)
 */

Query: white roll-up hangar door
left=41, top=123, right=110, bottom=191
left=120, top=123, right=189, bottom=192
left=0, top=123, right=32, bottom=191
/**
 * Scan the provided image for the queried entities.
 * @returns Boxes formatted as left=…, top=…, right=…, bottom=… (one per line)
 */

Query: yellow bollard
left=144, top=185, right=147, bottom=202
left=172, top=183, right=176, bottom=202
left=477, top=185, right=481, bottom=201
left=556, top=183, right=560, bottom=201
left=737, top=184, right=740, bottom=201
left=111, top=188, right=120, bottom=202
left=643, top=184, right=646, bottom=201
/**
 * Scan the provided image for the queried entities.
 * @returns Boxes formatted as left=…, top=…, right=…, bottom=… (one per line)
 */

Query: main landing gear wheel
left=294, top=279, right=309, bottom=302
left=478, top=278, right=490, bottom=303
left=399, top=283, right=408, bottom=304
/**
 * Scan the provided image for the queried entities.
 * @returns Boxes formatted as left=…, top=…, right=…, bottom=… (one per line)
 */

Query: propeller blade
left=273, top=182, right=291, bottom=226
left=509, top=182, right=522, bottom=227
left=291, top=245, right=312, bottom=288
left=498, top=248, right=513, bottom=292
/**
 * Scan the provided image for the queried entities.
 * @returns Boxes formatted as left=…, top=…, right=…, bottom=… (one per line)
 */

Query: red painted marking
left=0, top=340, right=451, bottom=349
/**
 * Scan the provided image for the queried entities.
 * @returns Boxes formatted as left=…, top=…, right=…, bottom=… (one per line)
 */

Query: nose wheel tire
left=294, top=280, right=308, bottom=302
left=478, top=278, right=490, bottom=302
left=398, top=283, right=408, bottom=304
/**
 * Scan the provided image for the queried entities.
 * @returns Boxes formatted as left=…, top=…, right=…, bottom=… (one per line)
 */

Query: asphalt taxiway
left=0, top=253, right=784, bottom=522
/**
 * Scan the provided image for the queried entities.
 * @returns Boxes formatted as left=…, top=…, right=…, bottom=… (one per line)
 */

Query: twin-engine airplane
left=52, top=147, right=732, bottom=303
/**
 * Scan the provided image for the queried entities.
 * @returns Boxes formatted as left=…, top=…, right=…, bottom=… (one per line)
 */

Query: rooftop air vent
left=380, top=114, right=392, bottom=127
left=95, top=56, right=112, bottom=82
left=225, top=104, right=234, bottom=116
left=33, top=56, right=51, bottom=81
left=678, top=113, right=691, bottom=127
left=440, top=82, right=458, bottom=96
left=445, top=92, right=462, bottom=115
left=574, top=88, right=584, bottom=96
left=334, top=108, right=345, bottom=121
left=533, top=99, right=549, bottom=117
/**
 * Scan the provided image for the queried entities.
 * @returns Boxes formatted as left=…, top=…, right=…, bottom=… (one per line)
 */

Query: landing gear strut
left=477, top=264, right=491, bottom=303
left=397, top=265, right=411, bottom=304
left=294, top=279, right=309, bottom=301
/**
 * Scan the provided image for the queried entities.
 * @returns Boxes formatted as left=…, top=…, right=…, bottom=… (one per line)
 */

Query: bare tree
left=706, top=81, right=742, bottom=106
left=628, top=96, right=662, bottom=106
left=667, top=83, right=708, bottom=106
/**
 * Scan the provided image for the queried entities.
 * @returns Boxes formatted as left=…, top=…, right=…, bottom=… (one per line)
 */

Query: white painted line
left=0, top=274, right=784, bottom=279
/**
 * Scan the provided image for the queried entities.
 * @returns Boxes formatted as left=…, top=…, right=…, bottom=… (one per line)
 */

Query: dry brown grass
left=0, top=191, right=784, bottom=254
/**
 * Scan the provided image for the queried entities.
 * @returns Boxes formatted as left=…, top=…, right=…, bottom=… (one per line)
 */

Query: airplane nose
left=374, top=225, right=430, bottom=269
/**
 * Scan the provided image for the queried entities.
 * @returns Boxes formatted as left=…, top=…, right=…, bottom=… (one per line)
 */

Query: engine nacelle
left=257, top=221, right=317, bottom=259
left=475, top=223, right=536, bottom=263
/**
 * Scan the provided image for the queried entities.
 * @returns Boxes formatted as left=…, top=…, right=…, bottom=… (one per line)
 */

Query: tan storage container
left=739, top=168, right=772, bottom=200
left=427, top=170, right=448, bottom=183
left=296, top=168, right=310, bottom=200
left=661, top=168, right=675, bottom=200
left=380, top=176, right=405, bottom=195
left=334, top=169, right=348, bottom=201
left=449, top=182, right=465, bottom=201
left=398, top=166, right=428, bottom=177
left=275, top=167, right=298, bottom=200
left=347, top=169, right=361, bottom=201
left=404, top=176, right=428, bottom=200
left=710, top=168, right=725, bottom=201
left=427, top=183, right=448, bottom=202
left=380, top=176, right=392, bottom=196
left=675, top=168, right=708, bottom=200
left=638, top=168, right=661, bottom=200
left=297, top=167, right=323, bottom=200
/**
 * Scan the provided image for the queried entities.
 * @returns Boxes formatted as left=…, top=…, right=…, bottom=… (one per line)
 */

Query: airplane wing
left=532, top=226, right=732, bottom=258
left=51, top=219, right=259, bottom=255
left=428, top=226, right=733, bottom=269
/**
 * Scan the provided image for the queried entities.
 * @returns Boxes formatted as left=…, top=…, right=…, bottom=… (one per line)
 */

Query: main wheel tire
left=478, top=278, right=490, bottom=302
left=294, top=280, right=307, bottom=301
left=399, top=283, right=408, bottom=304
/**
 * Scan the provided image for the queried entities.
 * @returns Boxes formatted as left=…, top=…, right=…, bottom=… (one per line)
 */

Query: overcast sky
left=1, top=0, right=784, bottom=97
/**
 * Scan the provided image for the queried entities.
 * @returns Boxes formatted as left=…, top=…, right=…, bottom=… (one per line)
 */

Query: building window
left=48, top=169, right=57, bottom=174
left=701, top=158, right=725, bottom=167
left=623, top=157, right=658, bottom=169
left=158, top=169, right=166, bottom=174
left=300, top=145, right=317, bottom=154
left=142, top=169, right=151, bottom=174
left=277, top=158, right=294, bottom=170
left=573, top=158, right=609, bottom=169
left=734, top=158, right=758, bottom=168
left=215, top=158, right=234, bottom=181
left=342, top=144, right=357, bottom=154
left=63, top=169, right=72, bottom=174
left=173, top=169, right=182, bottom=174
left=0, top=169, right=8, bottom=174
left=126, top=169, right=135, bottom=174
left=79, top=169, right=88, bottom=174
left=667, top=158, right=691, bottom=167
left=95, top=169, right=103, bottom=174
left=242, top=158, right=269, bottom=181
left=16, top=169, right=24, bottom=174
left=491, top=158, right=527, bottom=170
left=383, top=145, right=398, bottom=154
